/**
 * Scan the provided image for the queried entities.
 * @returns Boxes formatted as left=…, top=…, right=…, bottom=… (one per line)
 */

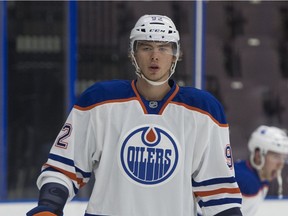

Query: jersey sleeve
left=36, top=106, right=97, bottom=200
left=191, top=97, right=242, bottom=216
left=36, top=80, right=131, bottom=202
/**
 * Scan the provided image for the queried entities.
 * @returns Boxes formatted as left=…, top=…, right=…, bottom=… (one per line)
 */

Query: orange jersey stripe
left=131, top=80, right=148, bottom=114
left=194, top=187, right=241, bottom=197
left=44, top=163, right=86, bottom=188
left=159, top=85, right=179, bottom=115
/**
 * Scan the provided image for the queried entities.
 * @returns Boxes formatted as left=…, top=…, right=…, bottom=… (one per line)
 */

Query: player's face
left=134, top=41, right=176, bottom=83
left=260, top=151, right=287, bottom=181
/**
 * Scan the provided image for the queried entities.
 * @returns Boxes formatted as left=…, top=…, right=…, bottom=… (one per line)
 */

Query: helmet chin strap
left=131, top=54, right=177, bottom=86
left=249, top=153, right=265, bottom=170
left=137, top=72, right=170, bottom=86
left=277, top=170, right=283, bottom=199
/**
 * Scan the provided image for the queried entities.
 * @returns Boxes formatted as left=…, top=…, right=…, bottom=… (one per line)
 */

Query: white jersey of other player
left=37, top=79, right=242, bottom=216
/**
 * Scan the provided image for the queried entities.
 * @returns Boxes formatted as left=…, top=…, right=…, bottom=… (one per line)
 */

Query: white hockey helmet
left=129, top=14, right=180, bottom=86
left=248, top=125, right=288, bottom=156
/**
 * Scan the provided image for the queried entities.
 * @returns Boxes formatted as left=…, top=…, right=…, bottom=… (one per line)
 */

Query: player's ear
left=254, top=148, right=262, bottom=165
left=178, top=50, right=183, bottom=61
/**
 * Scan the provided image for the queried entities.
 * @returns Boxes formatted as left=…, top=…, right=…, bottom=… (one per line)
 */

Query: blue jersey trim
left=49, top=153, right=74, bottom=166
left=198, top=198, right=242, bottom=208
left=192, top=176, right=236, bottom=187
left=48, top=153, right=91, bottom=178
left=174, top=86, right=227, bottom=124
left=75, top=79, right=227, bottom=124
left=75, top=80, right=135, bottom=108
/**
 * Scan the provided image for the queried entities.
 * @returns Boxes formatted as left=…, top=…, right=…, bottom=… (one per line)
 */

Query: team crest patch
left=119, top=125, right=181, bottom=186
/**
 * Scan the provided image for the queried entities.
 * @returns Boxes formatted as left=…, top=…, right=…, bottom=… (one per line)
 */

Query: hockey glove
left=26, top=205, right=58, bottom=216
left=215, top=207, right=243, bottom=216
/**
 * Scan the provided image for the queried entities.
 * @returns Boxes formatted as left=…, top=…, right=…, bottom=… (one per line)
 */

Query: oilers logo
left=120, top=125, right=181, bottom=186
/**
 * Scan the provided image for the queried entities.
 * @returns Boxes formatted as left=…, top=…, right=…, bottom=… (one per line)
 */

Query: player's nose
left=151, top=51, right=159, bottom=61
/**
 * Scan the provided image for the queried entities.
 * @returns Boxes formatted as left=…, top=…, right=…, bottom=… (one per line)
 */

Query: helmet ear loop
left=169, top=55, right=179, bottom=77
left=169, top=44, right=181, bottom=77
left=250, top=150, right=265, bottom=170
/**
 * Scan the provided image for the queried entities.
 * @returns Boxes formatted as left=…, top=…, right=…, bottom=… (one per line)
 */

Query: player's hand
left=26, top=205, right=60, bottom=216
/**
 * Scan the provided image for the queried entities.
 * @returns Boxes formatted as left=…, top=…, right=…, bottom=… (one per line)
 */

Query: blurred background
left=0, top=0, right=288, bottom=201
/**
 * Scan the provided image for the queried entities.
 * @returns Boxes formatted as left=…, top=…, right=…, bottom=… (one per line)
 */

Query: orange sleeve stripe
left=170, top=101, right=228, bottom=127
left=194, top=187, right=241, bottom=197
left=44, top=163, right=86, bottom=188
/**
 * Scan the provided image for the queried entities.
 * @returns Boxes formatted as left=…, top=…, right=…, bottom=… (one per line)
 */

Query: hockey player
left=27, top=14, right=243, bottom=216
left=234, top=125, right=288, bottom=216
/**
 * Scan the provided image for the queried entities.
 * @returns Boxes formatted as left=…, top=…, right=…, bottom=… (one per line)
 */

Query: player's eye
left=159, top=47, right=167, bottom=52
left=139, top=45, right=152, bottom=51
left=159, top=46, right=173, bottom=55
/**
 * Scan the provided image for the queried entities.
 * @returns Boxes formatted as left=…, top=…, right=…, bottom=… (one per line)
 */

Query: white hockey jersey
left=37, top=79, right=242, bottom=216
left=234, top=160, right=269, bottom=216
